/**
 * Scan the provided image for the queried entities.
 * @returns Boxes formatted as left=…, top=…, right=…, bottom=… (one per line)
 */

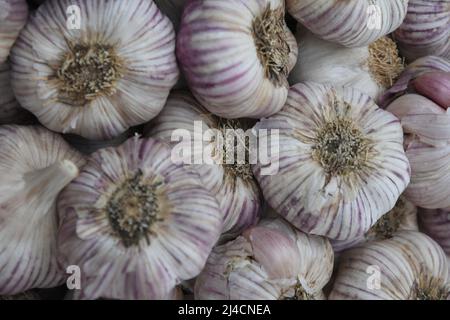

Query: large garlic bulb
left=195, top=218, right=333, bottom=300
left=57, top=136, right=223, bottom=299
left=177, top=0, right=298, bottom=119
left=253, top=82, right=411, bottom=240
left=0, top=125, right=85, bottom=295
left=286, top=0, right=409, bottom=47
left=0, top=0, right=28, bottom=63
left=394, top=0, right=450, bottom=61
left=11, top=0, right=179, bottom=140
left=329, top=231, right=450, bottom=300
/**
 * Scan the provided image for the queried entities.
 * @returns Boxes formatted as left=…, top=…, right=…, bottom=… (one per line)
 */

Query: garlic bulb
left=0, top=0, right=28, bottom=63
left=146, top=92, right=261, bottom=239
left=286, top=0, right=409, bottom=47
left=253, top=82, right=410, bottom=240
left=57, top=136, right=223, bottom=299
left=195, top=218, right=334, bottom=300
left=289, top=27, right=404, bottom=101
left=0, top=125, right=85, bottom=295
left=177, top=0, right=298, bottom=119
left=11, top=0, right=179, bottom=140
left=394, top=0, right=450, bottom=61
left=329, top=231, right=450, bottom=300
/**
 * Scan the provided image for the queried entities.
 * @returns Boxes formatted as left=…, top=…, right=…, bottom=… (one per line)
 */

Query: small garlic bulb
left=329, top=231, right=450, bottom=300
left=394, top=0, right=450, bottom=61
left=57, top=136, right=223, bottom=299
left=0, top=125, right=85, bottom=295
left=0, top=0, right=28, bottom=63
left=177, top=0, right=298, bottom=119
left=286, top=0, right=409, bottom=47
left=11, top=0, right=179, bottom=140
left=195, top=218, right=334, bottom=300
left=253, top=82, right=410, bottom=240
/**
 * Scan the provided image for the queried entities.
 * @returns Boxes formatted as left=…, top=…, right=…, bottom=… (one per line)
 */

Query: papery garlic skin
left=195, top=218, right=333, bottom=300
left=412, top=72, right=450, bottom=108
left=0, top=125, right=85, bottom=295
left=330, top=231, right=449, bottom=300
left=57, top=136, right=222, bottom=300
left=286, top=0, right=408, bottom=47
left=11, top=0, right=179, bottom=140
left=0, top=0, right=28, bottom=63
left=394, top=0, right=450, bottom=61
left=177, top=0, right=298, bottom=119
left=253, top=82, right=410, bottom=240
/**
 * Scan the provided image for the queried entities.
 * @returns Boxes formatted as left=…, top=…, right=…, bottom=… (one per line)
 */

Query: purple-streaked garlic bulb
left=286, top=0, right=409, bottom=47
left=253, top=82, right=410, bottom=240
left=177, top=0, right=298, bottom=119
left=0, top=125, right=85, bottom=295
left=195, top=218, right=334, bottom=300
left=329, top=231, right=450, bottom=300
left=394, top=0, right=450, bottom=61
left=10, top=0, right=179, bottom=140
left=0, top=0, right=28, bottom=63
left=146, top=92, right=261, bottom=239
left=57, top=136, right=223, bottom=300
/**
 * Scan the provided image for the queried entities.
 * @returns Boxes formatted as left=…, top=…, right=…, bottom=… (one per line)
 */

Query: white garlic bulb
left=0, top=0, right=28, bottom=63
left=0, top=125, right=85, bottom=295
left=177, top=0, right=298, bottom=119
left=286, top=0, right=409, bottom=47
left=11, top=0, right=179, bottom=140
left=195, top=218, right=334, bottom=300
left=253, top=82, right=411, bottom=240
left=329, top=231, right=450, bottom=300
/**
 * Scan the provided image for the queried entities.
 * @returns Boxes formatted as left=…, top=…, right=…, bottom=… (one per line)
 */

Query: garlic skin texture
left=177, top=0, right=298, bottom=119
left=146, top=92, right=261, bottom=239
left=195, top=218, right=334, bottom=300
left=420, top=208, right=450, bottom=257
left=0, top=0, right=28, bottom=63
left=57, top=136, right=223, bottom=300
left=394, top=0, right=450, bottom=61
left=330, top=231, right=450, bottom=300
left=0, top=125, right=85, bottom=295
left=253, top=82, right=411, bottom=240
left=10, top=0, right=179, bottom=140
left=286, top=0, right=409, bottom=47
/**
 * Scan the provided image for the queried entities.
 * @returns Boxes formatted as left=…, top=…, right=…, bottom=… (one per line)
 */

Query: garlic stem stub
left=253, top=82, right=411, bottom=240
left=10, top=0, right=179, bottom=140
left=0, top=0, right=28, bottom=63
left=0, top=125, right=85, bottom=295
left=57, top=136, right=223, bottom=299
left=177, top=0, right=298, bottom=119
left=286, top=0, right=409, bottom=47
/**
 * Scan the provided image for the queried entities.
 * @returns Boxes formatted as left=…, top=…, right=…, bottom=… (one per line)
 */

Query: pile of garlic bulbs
left=0, top=0, right=449, bottom=300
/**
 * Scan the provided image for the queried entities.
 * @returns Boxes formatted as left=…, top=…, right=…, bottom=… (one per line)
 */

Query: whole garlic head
left=0, top=0, right=28, bottom=63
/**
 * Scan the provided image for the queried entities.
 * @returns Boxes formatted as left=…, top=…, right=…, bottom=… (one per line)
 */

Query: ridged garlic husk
left=57, top=136, right=223, bottom=299
left=11, top=0, right=179, bottom=140
left=253, top=82, right=410, bottom=240
left=329, top=231, right=450, bottom=300
left=146, top=92, right=262, bottom=239
left=195, top=218, right=334, bottom=300
left=394, top=0, right=450, bottom=61
left=64, top=129, right=134, bottom=155
left=289, top=27, right=404, bottom=101
left=0, top=0, right=28, bottom=63
left=177, top=0, right=298, bottom=119
left=0, top=125, right=85, bottom=295
left=286, top=0, right=409, bottom=47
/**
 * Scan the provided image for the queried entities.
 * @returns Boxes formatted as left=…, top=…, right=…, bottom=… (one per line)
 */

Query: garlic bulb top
left=0, top=125, right=85, bottom=295
left=177, top=0, right=298, bottom=119
left=195, top=218, right=334, bottom=300
left=394, top=0, right=450, bottom=61
left=57, top=136, right=223, bottom=299
left=329, top=231, right=450, bottom=300
left=286, top=0, right=409, bottom=47
left=253, top=82, right=411, bottom=240
left=0, top=0, right=28, bottom=63
left=11, top=0, right=179, bottom=140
